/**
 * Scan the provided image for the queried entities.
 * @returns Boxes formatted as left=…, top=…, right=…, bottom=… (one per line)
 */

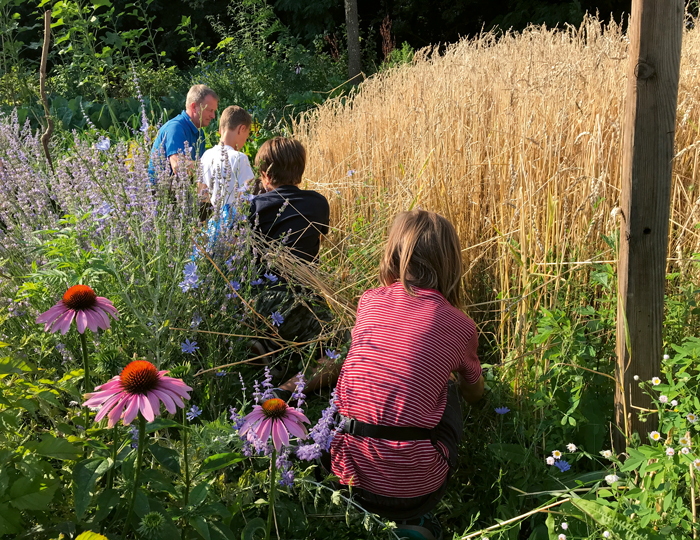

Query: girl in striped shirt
left=329, top=209, right=484, bottom=540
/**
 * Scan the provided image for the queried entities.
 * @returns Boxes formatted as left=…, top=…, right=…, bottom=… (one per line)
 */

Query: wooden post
left=615, top=0, right=683, bottom=449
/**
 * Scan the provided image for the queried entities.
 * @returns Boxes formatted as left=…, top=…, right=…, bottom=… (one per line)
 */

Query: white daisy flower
left=688, top=413, right=698, bottom=423
left=681, top=447, right=690, bottom=455
left=558, top=535, right=566, bottom=540
left=649, top=431, right=661, bottom=442
left=651, top=377, right=661, bottom=386
left=546, top=456, right=555, bottom=465
left=659, top=395, right=668, bottom=404
left=566, top=443, right=577, bottom=453
left=666, top=447, right=675, bottom=458
left=605, top=474, right=619, bottom=484
left=671, top=400, right=678, bottom=407
left=600, top=450, right=613, bottom=459
left=694, top=458, right=700, bottom=469
left=680, top=437, right=691, bottom=447
left=561, top=522, right=568, bottom=530
left=552, top=450, right=562, bottom=459
left=663, top=354, right=670, bottom=360
left=603, top=532, right=610, bottom=538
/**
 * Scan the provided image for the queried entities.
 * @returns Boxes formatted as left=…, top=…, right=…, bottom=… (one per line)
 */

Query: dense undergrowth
left=2, top=9, right=700, bottom=540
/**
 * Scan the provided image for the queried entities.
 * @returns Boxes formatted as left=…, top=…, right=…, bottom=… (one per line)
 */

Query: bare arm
left=457, top=372, right=485, bottom=404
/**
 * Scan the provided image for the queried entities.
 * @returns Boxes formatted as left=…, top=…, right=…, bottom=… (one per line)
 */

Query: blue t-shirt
left=148, top=110, right=206, bottom=181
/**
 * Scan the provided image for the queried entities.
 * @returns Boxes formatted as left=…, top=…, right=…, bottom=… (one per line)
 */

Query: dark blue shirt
left=250, top=185, right=330, bottom=263
left=148, top=110, right=206, bottom=180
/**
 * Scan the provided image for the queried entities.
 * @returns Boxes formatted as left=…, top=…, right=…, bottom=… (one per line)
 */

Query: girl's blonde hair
left=379, top=209, right=463, bottom=308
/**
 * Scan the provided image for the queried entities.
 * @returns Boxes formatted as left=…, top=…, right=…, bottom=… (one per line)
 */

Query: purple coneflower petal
left=36, top=303, right=66, bottom=324
left=272, top=419, right=289, bottom=451
left=96, top=298, right=119, bottom=317
left=91, top=307, right=111, bottom=329
left=138, top=394, right=155, bottom=422
left=93, top=391, right=125, bottom=422
left=122, top=396, right=141, bottom=425
left=146, top=391, right=161, bottom=418
left=285, top=408, right=310, bottom=424
left=76, top=310, right=88, bottom=334
left=284, top=418, right=308, bottom=439
left=107, top=396, right=129, bottom=428
left=152, top=389, right=177, bottom=414
left=94, top=377, right=122, bottom=392
left=56, top=309, right=76, bottom=334
left=81, top=309, right=100, bottom=332
left=256, top=417, right=273, bottom=444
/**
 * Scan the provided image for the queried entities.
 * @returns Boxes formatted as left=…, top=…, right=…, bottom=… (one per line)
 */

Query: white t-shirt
left=201, top=144, right=255, bottom=206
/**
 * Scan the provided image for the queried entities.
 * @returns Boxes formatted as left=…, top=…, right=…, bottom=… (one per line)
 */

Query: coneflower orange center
left=261, top=398, right=287, bottom=418
left=120, top=360, right=160, bottom=395
left=62, top=284, right=97, bottom=311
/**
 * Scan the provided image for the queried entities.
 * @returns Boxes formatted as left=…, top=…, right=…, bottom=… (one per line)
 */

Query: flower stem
left=105, top=425, right=119, bottom=490
left=265, top=450, right=278, bottom=540
left=182, top=408, right=191, bottom=540
left=122, top=415, right=146, bottom=540
left=79, top=331, right=92, bottom=431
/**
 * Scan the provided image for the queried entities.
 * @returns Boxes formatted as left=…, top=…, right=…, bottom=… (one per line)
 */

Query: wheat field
left=292, top=16, right=700, bottom=363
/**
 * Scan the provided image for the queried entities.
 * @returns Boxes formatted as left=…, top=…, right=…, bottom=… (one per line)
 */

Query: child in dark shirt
left=249, top=137, right=329, bottom=263
left=248, top=137, right=336, bottom=390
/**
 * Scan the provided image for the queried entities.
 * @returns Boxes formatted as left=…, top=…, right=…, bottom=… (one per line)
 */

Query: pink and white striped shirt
left=330, top=282, right=481, bottom=498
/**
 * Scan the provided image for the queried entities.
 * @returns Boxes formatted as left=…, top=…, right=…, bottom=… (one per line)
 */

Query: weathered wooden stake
left=615, top=0, right=684, bottom=449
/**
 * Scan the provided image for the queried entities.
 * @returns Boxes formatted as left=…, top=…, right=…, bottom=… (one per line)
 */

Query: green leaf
left=73, top=458, right=112, bottom=520
left=0, top=355, right=35, bottom=375
left=572, top=498, right=664, bottom=540
left=0, top=503, right=22, bottom=534
left=192, top=516, right=211, bottom=540
left=241, top=517, right=266, bottom=540
left=149, top=443, right=181, bottom=475
left=92, top=488, right=120, bottom=523
left=145, top=418, right=183, bottom=433
left=487, top=443, right=528, bottom=462
left=189, top=483, right=209, bottom=507
left=8, top=476, right=59, bottom=510
left=198, top=452, right=245, bottom=476
left=35, top=435, right=82, bottom=460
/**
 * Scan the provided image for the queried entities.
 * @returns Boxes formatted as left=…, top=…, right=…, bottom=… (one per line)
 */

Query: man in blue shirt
left=148, top=84, right=219, bottom=181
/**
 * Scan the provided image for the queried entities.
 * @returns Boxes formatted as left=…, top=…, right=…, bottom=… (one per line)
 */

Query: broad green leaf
left=8, top=476, right=59, bottom=510
left=0, top=503, right=22, bottom=534
left=189, top=483, right=208, bottom=507
left=198, top=452, right=245, bottom=476
left=92, top=488, right=120, bottom=523
left=192, top=515, right=211, bottom=540
left=0, top=355, right=34, bottom=375
left=73, top=458, right=112, bottom=519
left=149, top=443, right=181, bottom=475
left=35, top=435, right=82, bottom=460
left=145, top=418, right=183, bottom=433
left=241, top=517, right=266, bottom=540
left=572, top=498, right=664, bottom=540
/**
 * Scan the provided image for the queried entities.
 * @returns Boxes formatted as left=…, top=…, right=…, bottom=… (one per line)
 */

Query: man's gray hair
left=186, top=85, right=219, bottom=108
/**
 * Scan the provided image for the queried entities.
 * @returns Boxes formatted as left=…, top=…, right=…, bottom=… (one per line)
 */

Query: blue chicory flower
left=325, top=349, right=341, bottom=361
left=495, top=407, right=510, bottom=414
left=554, top=460, right=571, bottom=472
left=181, top=338, right=199, bottom=354
left=264, top=272, right=278, bottom=283
left=251, top=278, right=263, bottom=286
left=271, top=311, right=284, bottom=326
left=186, top=405, right=202, bottom=421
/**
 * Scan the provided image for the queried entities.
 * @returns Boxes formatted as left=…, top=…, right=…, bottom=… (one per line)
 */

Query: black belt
left=340, top=415, right=438, bottom=445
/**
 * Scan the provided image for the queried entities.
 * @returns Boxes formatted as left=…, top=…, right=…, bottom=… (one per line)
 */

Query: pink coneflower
left=36, top=284, right=118, bottom=334
left=239, top=398, right=310, bottom=452
left=83, top=360, right=192, bottom=427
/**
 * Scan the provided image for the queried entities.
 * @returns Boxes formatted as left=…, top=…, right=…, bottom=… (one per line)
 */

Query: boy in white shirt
left=199, top=106, right=255, bottom=209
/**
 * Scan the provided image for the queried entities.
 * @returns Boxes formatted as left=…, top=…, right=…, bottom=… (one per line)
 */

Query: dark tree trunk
left=344, top=0, right=362, bottom=84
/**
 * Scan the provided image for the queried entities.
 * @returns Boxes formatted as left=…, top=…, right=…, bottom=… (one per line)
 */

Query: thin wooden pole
left=39, top=10, right=54, bottom=174
left=615, top=0, right=683, bottom=449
